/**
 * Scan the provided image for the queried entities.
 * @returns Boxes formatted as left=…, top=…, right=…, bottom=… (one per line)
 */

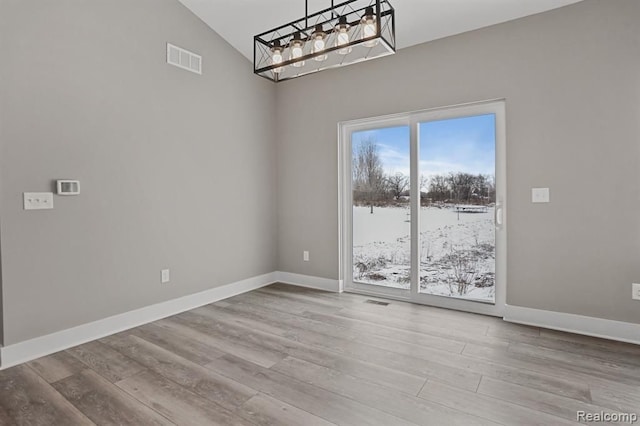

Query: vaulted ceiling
left=178, top=0, right=585, bottom=60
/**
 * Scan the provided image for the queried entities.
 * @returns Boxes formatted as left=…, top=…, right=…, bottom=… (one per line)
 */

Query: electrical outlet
left=24, top=192, right=54, bottom=210
left=531, top=188, right=550, bottom=203
left=633, top=283, right=640, bottom=301
left=161, top=269, right=170, bottom=284
left=303, top=251, right=309, bottom=262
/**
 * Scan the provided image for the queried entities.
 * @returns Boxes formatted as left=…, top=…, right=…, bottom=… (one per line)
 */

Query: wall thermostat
left=56, top=180, right=80, bottom=195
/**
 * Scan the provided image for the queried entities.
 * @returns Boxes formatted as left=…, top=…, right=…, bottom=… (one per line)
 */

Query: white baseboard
left=275, top=271, right=341, bottom=292
left=0, top=272, right=277, bottom=370
left=14, top=273, right=635, bottom=370
left=504, top=304, right=640, bottom=345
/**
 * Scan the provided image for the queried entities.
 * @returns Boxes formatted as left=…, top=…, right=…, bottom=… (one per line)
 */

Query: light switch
left=532, top=188, right=550, bottom=203
left=57, top=180, right=80, bottom=195
left=633, top=283, right=640, bottom=301
left=24, top=192, right=54, bottom=210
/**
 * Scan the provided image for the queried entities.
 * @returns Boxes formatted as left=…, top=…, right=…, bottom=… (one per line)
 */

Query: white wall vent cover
left=167, top=43, right=202, bottom=75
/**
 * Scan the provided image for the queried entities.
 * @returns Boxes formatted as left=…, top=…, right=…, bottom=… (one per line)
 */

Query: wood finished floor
left=1, top=284, right=639, bottom=425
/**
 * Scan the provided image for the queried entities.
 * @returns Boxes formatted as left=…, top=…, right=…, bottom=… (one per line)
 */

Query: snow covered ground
left=353, top=205, right=495, bottom=302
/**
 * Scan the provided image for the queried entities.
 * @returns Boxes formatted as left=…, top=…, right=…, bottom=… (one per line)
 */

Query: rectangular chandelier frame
left=254, top=0, right=395, bottom=82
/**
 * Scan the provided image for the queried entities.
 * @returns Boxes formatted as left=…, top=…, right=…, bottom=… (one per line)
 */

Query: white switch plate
left=161, top=269, right=170, bottom=284
left=632, top=283, right=640, bottom=300
left=57, top=180, right=80, bottom=195
left=24, top=192, right=54, bottom=210
left=532, top=188, right=550, bottom=203
left=303, top=251, right=310, bottom=262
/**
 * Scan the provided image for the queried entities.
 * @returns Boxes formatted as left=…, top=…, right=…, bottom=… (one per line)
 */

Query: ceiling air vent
left=166, top=43, right=202, bottom=75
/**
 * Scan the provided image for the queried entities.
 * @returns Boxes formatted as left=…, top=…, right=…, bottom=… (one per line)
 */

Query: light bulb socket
left=270, top=39, right=283, bottom=52
left=289, top=31, right=304, bottom=47
left=363, top=6, right=374, bottom=18
left=335, top=15, right=350, bottom=31
left=312, top=24, right=325, bottom=39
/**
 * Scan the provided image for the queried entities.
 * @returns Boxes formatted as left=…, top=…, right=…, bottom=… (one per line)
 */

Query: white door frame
left=338, top=99, right=507, bottom=317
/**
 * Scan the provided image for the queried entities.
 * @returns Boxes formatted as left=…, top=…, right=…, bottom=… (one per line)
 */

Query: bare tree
left=485, top=174, right=496, bottom=203
left=426, top=172, right=495, bottom=204
left=353, top=139, right=386, bottom=213
left=387, top=172, right=409, bottom=201
left=447, top=172, right=476, bottom=203
left=420, top=174, right=429, bottom=192
left=428, top=174, right=449, bottom=201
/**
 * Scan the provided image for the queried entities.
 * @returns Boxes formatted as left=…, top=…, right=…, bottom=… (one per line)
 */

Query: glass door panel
left=418, top=114, right=496, bottom=303
left=352, top=126, right=411, bottom=290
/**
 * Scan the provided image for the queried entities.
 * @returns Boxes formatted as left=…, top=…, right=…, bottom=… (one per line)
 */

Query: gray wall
left=276, top=0, right=640, bottom=324
left=0, top=0, right=277, bottom=345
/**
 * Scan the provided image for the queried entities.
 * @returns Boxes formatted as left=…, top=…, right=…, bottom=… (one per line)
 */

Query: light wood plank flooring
left=1, top=283, right=639, bottom=425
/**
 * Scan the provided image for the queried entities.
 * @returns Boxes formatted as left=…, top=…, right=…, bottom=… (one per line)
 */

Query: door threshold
left=344, top=288, right=502, bottom=318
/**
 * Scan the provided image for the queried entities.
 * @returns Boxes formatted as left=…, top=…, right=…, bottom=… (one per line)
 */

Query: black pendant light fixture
left=254, top=0, right=395, bottom=82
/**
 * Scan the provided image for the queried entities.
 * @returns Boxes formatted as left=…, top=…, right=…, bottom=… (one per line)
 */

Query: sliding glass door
left=340, top=101, right=506, bottom=315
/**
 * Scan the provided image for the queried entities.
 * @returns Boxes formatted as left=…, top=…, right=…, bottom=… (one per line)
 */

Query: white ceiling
left=178, top=0, right=584, bottom=61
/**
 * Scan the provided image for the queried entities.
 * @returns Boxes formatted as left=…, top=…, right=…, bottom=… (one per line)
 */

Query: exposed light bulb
left=270, top=41, right=284, bottom=73
left=361, top=7, right=379, bottom=48
left=335, top=16, right=352, bottom=55
left=289, top=32, right=305, bottom=67
left=311, top=24, right=327, bottom=62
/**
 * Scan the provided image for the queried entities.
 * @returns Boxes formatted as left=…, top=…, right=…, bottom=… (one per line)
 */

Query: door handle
left=495, top=203, right=504, bottom=229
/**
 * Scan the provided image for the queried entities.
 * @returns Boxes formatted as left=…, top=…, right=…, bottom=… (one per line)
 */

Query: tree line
left=353, top=139, right=495, bottom=212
